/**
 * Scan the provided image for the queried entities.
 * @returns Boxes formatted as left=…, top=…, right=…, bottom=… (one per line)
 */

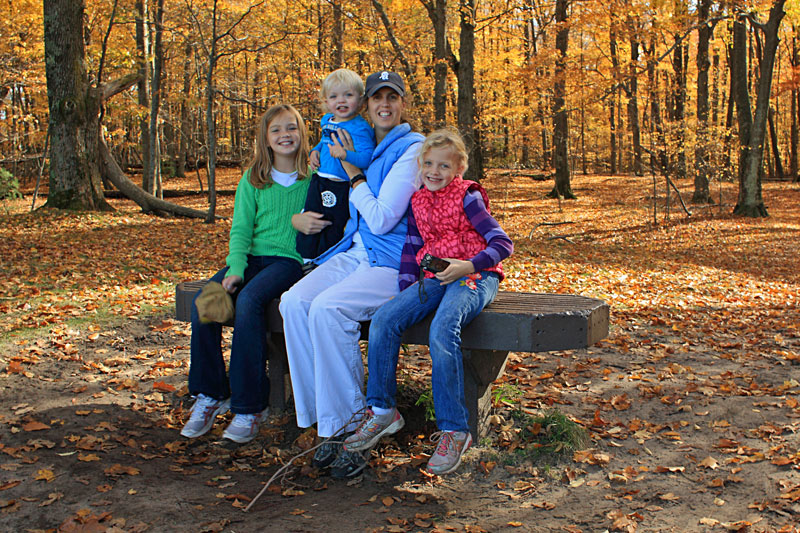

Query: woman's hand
left=222, top=275, right=242, bottom=294
left=434, top=258, right=475, bottom=285
left=292, top=211, right=331, bottom=235
left=330, top=130, right=361, bottom=179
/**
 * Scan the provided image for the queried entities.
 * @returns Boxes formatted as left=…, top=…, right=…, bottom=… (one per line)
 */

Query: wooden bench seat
left=175, top=281, right=609, bottom=438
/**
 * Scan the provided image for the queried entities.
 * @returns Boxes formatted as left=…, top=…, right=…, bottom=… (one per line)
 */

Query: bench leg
left=266, top=333, right=289, bottom=412
left=462, top=349, right=509, bottom=440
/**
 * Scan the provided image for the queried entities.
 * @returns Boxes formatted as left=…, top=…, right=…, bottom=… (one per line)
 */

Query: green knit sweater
left=225, top=170, right=311, bottom=279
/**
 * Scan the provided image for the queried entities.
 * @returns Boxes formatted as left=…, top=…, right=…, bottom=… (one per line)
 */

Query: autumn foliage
left=1, top=169, right=799, bottom=531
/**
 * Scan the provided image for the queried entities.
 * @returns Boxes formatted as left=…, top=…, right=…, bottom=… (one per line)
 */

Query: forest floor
left=0, top=170, right=798, bottom=533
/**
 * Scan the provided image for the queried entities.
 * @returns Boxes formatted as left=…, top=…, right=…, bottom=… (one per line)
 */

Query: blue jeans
left=366, top=272, right=499, bottom=432
left=189, top=255, right=302, bottom=414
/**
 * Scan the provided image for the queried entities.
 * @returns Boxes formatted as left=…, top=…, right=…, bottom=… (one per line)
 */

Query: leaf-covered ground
left=0, top=171, right=798, bottom=532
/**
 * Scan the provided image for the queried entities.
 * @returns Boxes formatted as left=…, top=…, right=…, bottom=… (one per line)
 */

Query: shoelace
left=430, top=431, right=455, bottom=456
left=230, top=414, right=257, bottom=427
left=189, top=397, right=218, bottom=421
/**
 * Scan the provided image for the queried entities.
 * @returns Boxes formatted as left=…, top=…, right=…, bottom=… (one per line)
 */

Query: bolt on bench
left=176, top=281, right=609, bottom=439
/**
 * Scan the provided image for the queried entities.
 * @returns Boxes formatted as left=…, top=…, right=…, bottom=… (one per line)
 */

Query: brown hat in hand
left=195, top=281, right=234, bottom=324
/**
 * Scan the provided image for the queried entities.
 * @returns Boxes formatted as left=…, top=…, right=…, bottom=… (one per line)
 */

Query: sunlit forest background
left=1, top=0, right=799, bottom=191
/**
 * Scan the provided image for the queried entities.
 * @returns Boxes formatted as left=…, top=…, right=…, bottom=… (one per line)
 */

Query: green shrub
left=0, top=168, right=21, bottom=200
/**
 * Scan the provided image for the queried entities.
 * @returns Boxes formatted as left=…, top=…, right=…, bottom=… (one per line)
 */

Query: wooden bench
left=176, top=281, right=609, bottom=439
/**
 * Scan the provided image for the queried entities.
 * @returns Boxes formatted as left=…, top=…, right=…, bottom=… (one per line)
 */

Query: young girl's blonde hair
left=320, top=68, right=365, bottom=102
left=417, top=128, right=469, bottom=181
left=247, top=104, right=310, bottom=189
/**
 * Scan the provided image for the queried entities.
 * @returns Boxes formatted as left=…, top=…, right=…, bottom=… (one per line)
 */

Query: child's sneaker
left=343, top=408, right=405, bottom=452
left=180, top=394, right=230, bottom=438
left=221, top=407, right=269, bottom=444
left=425, top=431, right=472, bottom=475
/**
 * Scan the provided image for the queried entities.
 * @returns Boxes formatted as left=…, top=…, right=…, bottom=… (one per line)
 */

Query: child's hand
left=435, top=259, right=475, bottom=285
left=309, top=150, right=320, bottom=170
left=292, top=211, right=332, bottom=235
left=222, top=275, right=242, bottom=293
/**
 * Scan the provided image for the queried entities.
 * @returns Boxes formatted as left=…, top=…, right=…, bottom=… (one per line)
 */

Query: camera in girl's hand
left=420, top=253, right=450, bottom=273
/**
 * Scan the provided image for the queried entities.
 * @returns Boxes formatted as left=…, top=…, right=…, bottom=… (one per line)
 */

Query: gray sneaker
left=222, top=407, right=269, bottom=444
left=180, top=394, right=230, bottom=438
left=312, top=438, right=343, bottom=469
left=343, top=408, right=404, bottom=452
left=425, top=431, right=472, bottom=475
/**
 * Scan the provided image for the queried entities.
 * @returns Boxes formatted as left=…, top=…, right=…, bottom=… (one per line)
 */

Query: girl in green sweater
left=181, top=104, right=312, bottom=443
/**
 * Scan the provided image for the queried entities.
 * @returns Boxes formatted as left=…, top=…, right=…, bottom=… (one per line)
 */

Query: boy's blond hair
left=417, top=128, right=469, bottom=177
left=320, top=68, right=365, bottom=101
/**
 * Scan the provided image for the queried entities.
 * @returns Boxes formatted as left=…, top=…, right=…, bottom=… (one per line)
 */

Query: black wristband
left=350, top=174, right=366, bottom=188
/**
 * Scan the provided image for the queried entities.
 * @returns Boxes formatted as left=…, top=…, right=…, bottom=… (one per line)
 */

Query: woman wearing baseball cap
left=280, top=71, right=423, bottom=479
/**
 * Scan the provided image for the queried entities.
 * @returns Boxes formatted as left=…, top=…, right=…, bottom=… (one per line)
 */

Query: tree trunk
left=609, top=22, right=618, bottom=175
left=548, top=0, right=574, bottom=199
left=177, top=40, right=192, bottom=178
left=693, top=0, right=713, bottom=204
left=767, top=106, right=784, bottom=179
left=331, top=0, right=344, bottom=69
left=457, top=0, right=483, bottom=181
left=149, top=0, right=164, bottom=198
left=646, top=38, right=667, bottom=172
left=791, top=30, right=798, bottom=180
left=204, top=4, right=219, bottom=224
left=136, top=0, right=152, bottom=194
left=731, top=0, right=786, bottom=217
left=432, top=0, right=447, bottom=125
left=671, top=35, right=687, bottom=179
left=627, top=17, right=643, bottom=176
left=43, top=0, right=110, bottom=211
left=99, top=141, right=211, bottom=219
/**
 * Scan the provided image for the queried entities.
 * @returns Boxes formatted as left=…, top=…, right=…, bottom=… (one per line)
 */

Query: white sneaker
left=180, top=394, right=230, bottom=438
left=222, top=407, right=269, bottom=444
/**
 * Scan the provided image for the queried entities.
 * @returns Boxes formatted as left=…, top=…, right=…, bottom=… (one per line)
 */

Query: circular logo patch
left=321, top=191, right=337, bottom=208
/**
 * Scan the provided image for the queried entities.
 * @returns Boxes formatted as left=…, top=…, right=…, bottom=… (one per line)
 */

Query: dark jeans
left=189, top=255, right=302, bottom=414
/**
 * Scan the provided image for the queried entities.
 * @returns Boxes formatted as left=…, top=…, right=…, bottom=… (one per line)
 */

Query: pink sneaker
left=343, top=408, right=405, bottom=452
left=426, top=431, right=472, bottom=475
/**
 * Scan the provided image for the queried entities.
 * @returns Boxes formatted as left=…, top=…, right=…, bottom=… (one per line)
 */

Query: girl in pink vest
left=344, top=129, right=513, bottom=475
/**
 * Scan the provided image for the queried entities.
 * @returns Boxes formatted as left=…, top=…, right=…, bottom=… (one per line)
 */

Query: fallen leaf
left=22, top=421, right=50, bottom=432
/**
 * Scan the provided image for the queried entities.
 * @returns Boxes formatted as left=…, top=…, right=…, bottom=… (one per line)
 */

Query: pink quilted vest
left=411, top=176, right=504, bottom=280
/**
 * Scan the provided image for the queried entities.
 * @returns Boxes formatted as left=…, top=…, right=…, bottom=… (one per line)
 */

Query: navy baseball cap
left=365, top=71, right=405, bottom=97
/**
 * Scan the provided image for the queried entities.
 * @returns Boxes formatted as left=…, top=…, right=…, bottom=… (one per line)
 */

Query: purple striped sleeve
left=464, top=190, right=513, bottom=272
left=398, top=208, right=423, bottom=291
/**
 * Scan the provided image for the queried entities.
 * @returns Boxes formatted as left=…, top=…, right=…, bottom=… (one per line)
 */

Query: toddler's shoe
left=180, top=394, right=230, bottom=438
left=343, top=408, right=404, bottom=452
left=426, top=430, right=472, bottom=475
left=222, top=407, right=269, bottom=444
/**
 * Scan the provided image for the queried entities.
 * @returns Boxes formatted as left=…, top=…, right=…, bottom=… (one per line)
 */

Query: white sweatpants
left=279, top=249, right=400, bottom=438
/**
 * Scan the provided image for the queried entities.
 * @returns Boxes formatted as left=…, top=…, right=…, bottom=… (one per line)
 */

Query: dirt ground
left=1, top=313, right=798, bottom=533
left=1, top=172, right=799, bottom=532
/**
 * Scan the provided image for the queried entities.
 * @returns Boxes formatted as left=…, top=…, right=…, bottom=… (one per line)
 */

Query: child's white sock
left=371, top=406, right=392, bottom=416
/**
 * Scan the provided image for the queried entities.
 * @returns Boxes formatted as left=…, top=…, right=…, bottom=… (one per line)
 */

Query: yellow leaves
left=34, top=469, right=55, bottom=482
left=573, top=450, right=611, bottom=465
left=78, top=453, right=100, bottom=462
left=698, top=456, right=720, bottom=469
left=103, top=464, right=140, bottom=476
